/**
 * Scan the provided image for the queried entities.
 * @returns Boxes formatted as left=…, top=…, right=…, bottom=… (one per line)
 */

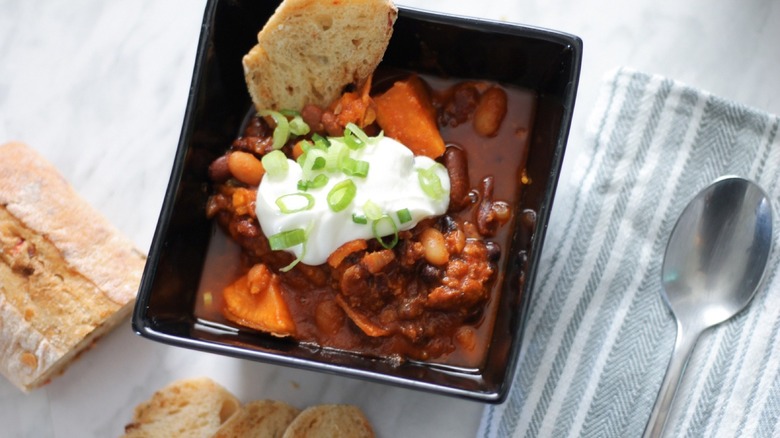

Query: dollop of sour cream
left=255, top=136, right=450, bottom=266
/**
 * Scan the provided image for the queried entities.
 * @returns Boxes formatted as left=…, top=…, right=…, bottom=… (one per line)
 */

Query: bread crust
left=243, top=0, right=398, bottom=111
left=122, top=377, right=241, bottom=438
left=0, top=141, right=146, bottom=391
left=215, top=399, right=301, bottom=438
left=282, top=404, right=374, bottom=438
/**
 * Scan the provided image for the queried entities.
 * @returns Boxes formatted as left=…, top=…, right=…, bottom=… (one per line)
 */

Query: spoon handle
left=642, top=322, right=702, bottom=438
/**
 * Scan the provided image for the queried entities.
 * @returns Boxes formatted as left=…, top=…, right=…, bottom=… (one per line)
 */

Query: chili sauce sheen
left=196, top=72, right=537, bottom=370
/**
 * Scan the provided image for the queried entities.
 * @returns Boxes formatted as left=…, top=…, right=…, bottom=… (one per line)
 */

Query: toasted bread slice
left=0, top=142, right=145, bottom=392
left=215, top=399, right=301, bottom=438
left=122, top=377, right=241, bottom=438
left=243, top=0, right=397, bottom=111
left=281, top=404, right=374, bottom=438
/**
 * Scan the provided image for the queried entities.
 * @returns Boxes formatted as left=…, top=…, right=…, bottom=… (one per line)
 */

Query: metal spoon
left=643, top=176, right=773, bottom=438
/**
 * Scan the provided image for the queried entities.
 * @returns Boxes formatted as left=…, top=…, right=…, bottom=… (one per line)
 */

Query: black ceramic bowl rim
left=132, top=0, right=582, bottom=403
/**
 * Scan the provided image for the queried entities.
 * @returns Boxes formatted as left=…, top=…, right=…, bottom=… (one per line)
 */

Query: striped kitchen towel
left=479, top=68, right=780, bottom=438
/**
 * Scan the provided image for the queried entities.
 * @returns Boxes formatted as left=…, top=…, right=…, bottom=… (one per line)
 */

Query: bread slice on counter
left=214, top=399, right=301, bottom=438
left=122, top=376, right=378, bottom=437
left=122, top=377, right=241, bottom=438
left=282, top=404, right=375, bottom=438
left=243, top=0, right=397, bottom=111
left=0, top=141, right=146, bottom=392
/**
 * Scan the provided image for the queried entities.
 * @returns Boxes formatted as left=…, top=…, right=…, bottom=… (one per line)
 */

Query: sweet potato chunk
left=223, top=264, right=295, bottom=337
left=374, top=75, right=446, bottom=159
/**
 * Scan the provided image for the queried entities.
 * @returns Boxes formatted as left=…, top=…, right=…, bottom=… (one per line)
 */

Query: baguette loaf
left=0, top=141, right=146, bottom=392
left=243, top=0, right=397, bottom=111
left=122, top=377, right=241, bottom=438
left=214, top=399, right=301, bottom=438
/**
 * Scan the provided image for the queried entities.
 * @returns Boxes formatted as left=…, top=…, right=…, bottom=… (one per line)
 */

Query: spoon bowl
left=643, top=176, right=773, bottom=438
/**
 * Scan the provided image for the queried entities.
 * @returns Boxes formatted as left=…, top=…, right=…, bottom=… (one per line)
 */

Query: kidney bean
left=473, top=87, right=507, bottom=137
left=443, top=146, right=471, bottom=212
left=208, top=155, right=230, bottom=182
left=301, top=104, right=325, bottom=134
left=440, top=83, right=480, bottom=127
left=244, top=116, right=270, bottom=137
left=227, top=151, right=265, bottom=186
left=476, top=176, right=511, bottom=237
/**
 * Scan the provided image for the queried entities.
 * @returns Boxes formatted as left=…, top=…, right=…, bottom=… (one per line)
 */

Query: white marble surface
left=1, top=0, right=778, bottom=436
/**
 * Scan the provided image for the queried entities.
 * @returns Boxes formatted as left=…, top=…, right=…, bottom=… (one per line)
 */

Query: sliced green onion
left=352, top=213, right=368, bottom=224
left=279, top=244, right=305, bottom=272
left=299, top=139, right=314, bottom=153
left=396, top=208, right=412, bottom=224
left=289, top=115, right=310, bottom=136
left=261, top=150, right=289, bottom=177
left=296, top=151, right=308, bottom=167
left=275, top=193, right=315, bottom=214
left=345, top=122, right=370, bottom=148
left=362, top=200, right=383, bottom=221
left=372, top=215, right=399, bottom=249
left=327, top=179, right=357, bottom=212
left=418, top=164, right=446, bottom=200
left=326, top=140, right=349, bottom=171
left=268, top=228, right=306, bottom=251
left=301, top=149, right=327, bottom=180
left=279, top=221, right=314, bottom=272
left=312, top=133, right=330, bottom=149
left=340, top=156, right=370, bottom=178
left=259, top=110, right=290, bottom=150
left=309, top=173, right=329, bottom=189
left=298, top=173, right=329, bottom=191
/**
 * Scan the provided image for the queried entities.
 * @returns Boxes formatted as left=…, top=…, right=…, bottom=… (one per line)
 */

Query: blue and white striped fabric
left=479, top=68, right=780, bottom=438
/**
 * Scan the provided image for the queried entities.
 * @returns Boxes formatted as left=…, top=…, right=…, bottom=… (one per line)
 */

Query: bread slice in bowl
left=243, top=0, right=397, bottom=111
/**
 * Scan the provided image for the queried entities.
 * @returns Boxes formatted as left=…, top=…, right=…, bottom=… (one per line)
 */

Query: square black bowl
left=132, top=0, right=582, bottom=403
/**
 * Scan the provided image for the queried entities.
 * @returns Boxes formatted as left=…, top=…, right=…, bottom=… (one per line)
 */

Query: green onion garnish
left=327, top=179, right=357, bottom=212
left=345, top=123, right=370, bottom=147
left=298, top=173, right=329, bottom=191
left=352, top=213, right=368, bottom=224
left=278, top=222, right=313, bottom=272
left=275, top=193, right=315, bottom=214
left=326, top=140, right=348, bottom=171
left=268, top=228, right=306, bottom=251
left=259, top=110, right=290, bottom=150
left=362, top=200, right=383, bottom=221
left=372, top=215, right=399, bottom=249
left=396, top=208, right=412, bottom=224
left=312, top=133, right=330, bottom=149
left=343, top=123, right=368, bottom=150
left=299, top=140, right=314, bottom=153
left=340, top=156, right=369, bottom=178
left=261, top=150, right=289, bottom=177
left=418, top=164, right=446, bottom=200
left=289, top=115, right=310, bottom=136
left=301, top=149, right=327, bottom=180
left=279, top=244, right=306, bottom=272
